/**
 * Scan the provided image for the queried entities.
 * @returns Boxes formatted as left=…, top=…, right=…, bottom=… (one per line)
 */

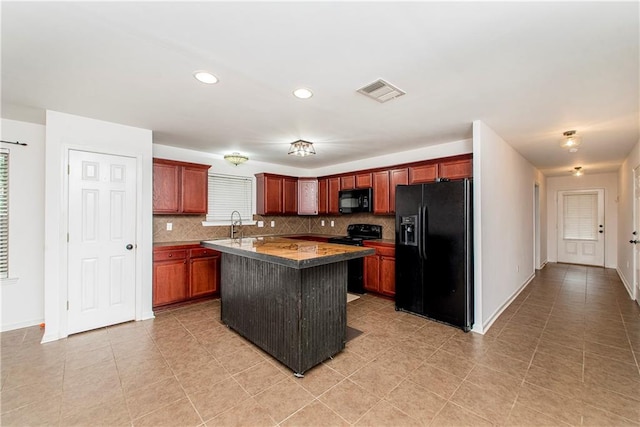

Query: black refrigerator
left=395, top=179, right=473, bottom=332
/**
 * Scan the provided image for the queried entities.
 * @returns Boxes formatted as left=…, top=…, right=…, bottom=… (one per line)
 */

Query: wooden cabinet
left=256, top=173, right=298, bottom=215
left=189, top=247, right=220, bottom=298
left=372, top=168, right=408, bottom=215
left=389, top=168, right=409, bottom=213
left=153, top=248, right=188, bottom=306
left=363, top=242, right=395, bottom=297
left=153, top=158, right=209, bottom=214
left=317, top=177, right=340, bottom=215
left=153, top=245, right=220, bottom=308
left=439, top=157, right=472, bottom=180
left=355, top=173, right=372, bottom=189
left=340, top=175, right=355, bottom=190
left=372, top=171, right=390, bottom=214
left=328, top=177, right=340, bottom=214
left=408, top=163, right=438, bottom=184
left=298, top=178, right=318, bottom=215
left=318, top=178, right=328, bottom=214
left=283, top=177, right=298, bottom=215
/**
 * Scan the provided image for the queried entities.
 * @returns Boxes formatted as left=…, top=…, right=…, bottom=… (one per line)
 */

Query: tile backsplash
left=153, top=213, right=396, bottom=242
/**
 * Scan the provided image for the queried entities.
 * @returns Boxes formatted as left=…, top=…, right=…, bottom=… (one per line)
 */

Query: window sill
left=1, top=277, right=19, bottom=286
left=202, top=220, right=257, bottom=227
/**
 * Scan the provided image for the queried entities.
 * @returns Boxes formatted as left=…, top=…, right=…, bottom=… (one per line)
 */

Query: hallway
left=1, top=263, right=639, bottom=426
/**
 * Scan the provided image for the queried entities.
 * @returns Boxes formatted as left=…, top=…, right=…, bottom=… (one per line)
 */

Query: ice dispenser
left=399, top=215, right=418, bottom=246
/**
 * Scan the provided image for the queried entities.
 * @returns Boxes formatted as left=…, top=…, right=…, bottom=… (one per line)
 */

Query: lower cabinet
left=153, top=244, right=220, bottom=308
left=363, top=241, right=395, bottom=297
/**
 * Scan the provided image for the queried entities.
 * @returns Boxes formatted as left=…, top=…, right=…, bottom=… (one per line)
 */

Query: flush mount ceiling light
left=224, top=152, right=248, bottom=166
left=572, top=166, right=584, bottom=177
left=293, top=88, right=313, bottom=99
left=193, top=71, right=218, bottom=84
left=561, top=130, right=581, bottom=152
left=288, top=140, right=316, bottom=157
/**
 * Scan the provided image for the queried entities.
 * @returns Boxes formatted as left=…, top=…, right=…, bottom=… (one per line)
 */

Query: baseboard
left=1, top=318, right=44, bottom=333
left=482, top=272, right=535, bottom=333
left=537, top=260, right=548, bottom=270
left=616, top=267, right=635, bottom=300
left=140, top=310, right=155, bottom=321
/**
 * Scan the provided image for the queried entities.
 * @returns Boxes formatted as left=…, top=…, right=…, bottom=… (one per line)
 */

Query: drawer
left=153, top=249, right=187, bottom=262
left=376, top=246, right=395, bottom=257
left=190, top=247, right=220, bottom=258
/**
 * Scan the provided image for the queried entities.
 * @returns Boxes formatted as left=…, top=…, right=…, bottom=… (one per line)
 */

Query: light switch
left=270, top=221, right=275, bottom=227
left=166, top=222, right=172, bottom=231
left=257, top=221, right=264, bottom=227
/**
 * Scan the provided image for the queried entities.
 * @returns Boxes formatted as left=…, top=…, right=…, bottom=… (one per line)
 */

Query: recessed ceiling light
left=193, top=71, right=218, bottom=84
left=293, top=88, right=313, bottom=99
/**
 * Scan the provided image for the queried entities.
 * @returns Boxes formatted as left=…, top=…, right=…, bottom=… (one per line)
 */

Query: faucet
left=230, top=210, right=242, bottom=239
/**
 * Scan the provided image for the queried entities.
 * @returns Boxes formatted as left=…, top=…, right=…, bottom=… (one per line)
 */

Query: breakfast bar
left=201, top=237, right=374, bottom=376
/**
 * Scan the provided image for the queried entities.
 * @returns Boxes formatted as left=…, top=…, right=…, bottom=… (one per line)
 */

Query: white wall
left=546, top=172, right=618, bottom=268
left=617, top=140, right=639, bottom=298
left=473, top=120, right=539, bottom=333
left=43, top=111, right=153, bottom=342
left=0, top=119, right=46, bottom=331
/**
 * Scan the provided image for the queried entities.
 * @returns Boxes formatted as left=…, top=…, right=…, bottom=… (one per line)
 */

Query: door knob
left=126, top=244, right=134, bottom=250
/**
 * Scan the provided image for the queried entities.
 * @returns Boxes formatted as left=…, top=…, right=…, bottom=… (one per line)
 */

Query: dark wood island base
left=221, top=253, right=347, bottom=376
left=201, top=237, right=374, bottom=376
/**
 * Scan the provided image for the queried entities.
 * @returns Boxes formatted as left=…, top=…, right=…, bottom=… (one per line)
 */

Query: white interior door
left=634, top=167, right=640, bottom=302
left=67, top=150, right=137, bottom=334
left=557, top=189, right=605, bottom=266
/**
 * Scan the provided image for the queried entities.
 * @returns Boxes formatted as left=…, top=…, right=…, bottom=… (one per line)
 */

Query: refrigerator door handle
left=417, top=205, right=423, bottom=260
left=422, top=205, right=428, bottom=260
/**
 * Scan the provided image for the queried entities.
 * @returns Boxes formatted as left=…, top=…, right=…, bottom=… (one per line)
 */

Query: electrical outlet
left=257, top=221, right=264, bottom=228
left=166, top=223, right=172, bottom=231
left=330, top=220, right=335, bottom=227
left=270, top=221, right=275, bottom=227
left=321, top=220, right=325, bottom=226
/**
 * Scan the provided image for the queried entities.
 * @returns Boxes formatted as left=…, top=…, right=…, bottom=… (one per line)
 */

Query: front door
left=67, top=150, right=137, bottom=334
left=557, top=189, right=605, bottom=266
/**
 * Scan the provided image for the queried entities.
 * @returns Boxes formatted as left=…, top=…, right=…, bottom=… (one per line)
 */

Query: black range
left=328, top=224, right=382, bottom=294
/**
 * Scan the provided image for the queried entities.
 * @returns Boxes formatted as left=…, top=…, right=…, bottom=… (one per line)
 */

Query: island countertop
left=201, top=237, right=374, bottom=269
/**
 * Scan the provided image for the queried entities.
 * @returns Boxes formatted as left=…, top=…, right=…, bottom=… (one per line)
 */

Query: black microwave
left=339, top=188, right=372, bottom=213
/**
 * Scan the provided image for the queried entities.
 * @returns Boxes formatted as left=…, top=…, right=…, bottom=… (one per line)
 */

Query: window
left=563, top=192, right=597, bottom=240
left=206, top=174, right=253, bottom=223
left=0, top=149, right=8, bottom=278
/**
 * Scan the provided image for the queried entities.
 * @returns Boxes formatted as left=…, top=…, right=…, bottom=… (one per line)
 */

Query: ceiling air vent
left=357, top=79, right=406, bottom=103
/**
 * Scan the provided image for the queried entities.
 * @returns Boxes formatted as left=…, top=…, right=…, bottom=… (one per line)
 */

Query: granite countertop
left=201, top=237, right=375, bottom=269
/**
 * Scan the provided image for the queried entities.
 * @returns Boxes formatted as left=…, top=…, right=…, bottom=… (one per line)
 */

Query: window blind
left=207, top=174, right=253, bottom=222
left=0, top=149, right=8, bottom=278
left=563, top=192, right=597, bottom=240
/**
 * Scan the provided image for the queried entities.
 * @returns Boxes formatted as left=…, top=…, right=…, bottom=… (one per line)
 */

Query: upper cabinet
left=340, top=175, right=355, bottom=190
left=439, top=157, right=473, bottom=180
left=355, top=173, right=372, bottom=189
left=298, top=178, right=318, bottom=215
left=254, top=154, right=471, bottom=217
left=408, top=163, right=438, bottom=184
left=256, top=173, right=298, bottom=215
left=153, top=158, right=209, bottom=214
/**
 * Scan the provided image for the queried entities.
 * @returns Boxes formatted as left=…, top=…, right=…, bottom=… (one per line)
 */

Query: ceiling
left=2, top=2, right=638, bottom=176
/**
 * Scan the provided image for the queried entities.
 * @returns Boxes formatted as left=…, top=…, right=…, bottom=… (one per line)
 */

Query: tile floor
left=1, top=263, right=640, bottom=426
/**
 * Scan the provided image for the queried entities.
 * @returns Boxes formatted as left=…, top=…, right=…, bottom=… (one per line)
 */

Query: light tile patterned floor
left=1, top=263, right=639, bottom=426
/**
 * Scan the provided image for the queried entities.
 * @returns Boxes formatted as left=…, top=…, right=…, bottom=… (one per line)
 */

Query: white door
left=557, top=189, right=605, bottom=266
left=67, top=150, right=137, bottom=334
left=634, top=167, right=640, bottom=302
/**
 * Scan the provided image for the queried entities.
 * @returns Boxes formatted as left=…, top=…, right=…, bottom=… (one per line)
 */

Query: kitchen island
left=201, top=237, right=374, bottom=376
